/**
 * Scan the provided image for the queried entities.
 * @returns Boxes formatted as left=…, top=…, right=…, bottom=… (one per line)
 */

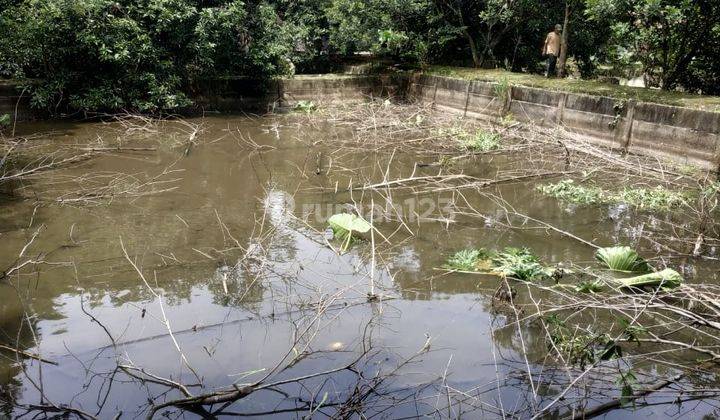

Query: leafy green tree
left=325, top=0, right=441, bottom=64
left=586, top=0, right=720, bottom=92
left=0, top=0, right=295, bottom=113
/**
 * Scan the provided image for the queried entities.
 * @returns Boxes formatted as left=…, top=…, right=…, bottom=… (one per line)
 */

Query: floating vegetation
left=545, top=315, right=645, bottom=370
left=328, top=213, right=371, bottom=253
left=590, top=247, right=682, bottom=291
left=445, top=248, right=490, bottom=271
left=491, top=247, right=554, bottom=280
left=439, top=127, right=501, bottom=152
left=595, top=246, right=651, bottom=273
left=614, top=268, right=683, bottom=291
left=445, top=247, right=553, bottom=280
left=538, top=179, right=689, bottom=211
left=574, top=280, right=604, bottom=293
left=294, top=100, right=317, bottom=113
left=461, top=130, right=501, bottom=152
left=615, top=187, right=688, bottom=210
left=537, top=179, right=604, bottom=205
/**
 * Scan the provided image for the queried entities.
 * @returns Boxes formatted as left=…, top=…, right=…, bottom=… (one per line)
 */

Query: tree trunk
left=557, top=2, right=571, bottom=77
left=463, top=27, right=482, bottom=67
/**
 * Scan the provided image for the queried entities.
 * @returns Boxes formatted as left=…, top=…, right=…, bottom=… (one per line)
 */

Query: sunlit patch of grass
left=426, top=66, right=720, bottom=112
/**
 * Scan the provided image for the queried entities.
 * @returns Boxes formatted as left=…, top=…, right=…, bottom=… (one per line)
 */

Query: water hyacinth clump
left=445, top=247, right=553, bottom=280
left=595, top=246, right=651, bottom=273
left=445, top=249, right=490, bottom=271
left=615, top=187, right=689, bottom=210
left=538, top=180, right=689, bottom=211
left=537, top=180, right=604, bottom=205
left=460, top=130, right=501, bottom=152
left=439, top=127, right=502, bottom=152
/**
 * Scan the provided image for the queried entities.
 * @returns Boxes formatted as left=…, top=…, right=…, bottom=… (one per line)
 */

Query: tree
left=585, top=0, right=720, bottom=92
left=556, top=1, right=571, bottom=77
left=433, top=0, right=535, bottom=68
left=0, top=0, right=296, bottom=113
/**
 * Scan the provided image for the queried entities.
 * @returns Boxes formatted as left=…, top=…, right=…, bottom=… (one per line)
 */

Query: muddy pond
left=1, top=106, right=719, bottom=419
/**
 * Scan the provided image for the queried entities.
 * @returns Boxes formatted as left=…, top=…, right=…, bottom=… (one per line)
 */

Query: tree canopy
left=0, top=0, right=718, bottom=113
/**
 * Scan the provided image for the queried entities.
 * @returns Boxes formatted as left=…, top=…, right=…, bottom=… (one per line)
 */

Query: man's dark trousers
left=546, top=54, right=557, bottom=77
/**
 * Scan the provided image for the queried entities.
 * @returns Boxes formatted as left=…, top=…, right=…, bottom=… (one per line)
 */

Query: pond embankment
left=4, top=73, right=720, bottom=171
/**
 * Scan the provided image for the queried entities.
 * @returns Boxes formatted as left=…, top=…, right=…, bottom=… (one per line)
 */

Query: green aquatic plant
left=460, top=130, right=501, bottom=152
left=445, top=247, right=552, bottom=280
left=438, top=127, right=501, bottom=152
left=445, top=249, right=487, bottom=271
left=538, top=180, right=689, bottom=211
left=328, top=213, right=371, bottom=253
left=616, top=187, right=688, bottom=210
left=491, top=247, right=552, bottom=280
left=614, top=268, right=683, bottom=290
left=595, top=246, right=651, bottom=273
left=537, top=180, right=604, bottom=205
left=575, top=280, right=604, bottom=293
left=294, top=100, right=317, bottom=113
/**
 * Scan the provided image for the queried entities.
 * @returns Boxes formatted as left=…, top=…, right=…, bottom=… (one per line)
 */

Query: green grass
left=426, top=66, right=720, bottom=112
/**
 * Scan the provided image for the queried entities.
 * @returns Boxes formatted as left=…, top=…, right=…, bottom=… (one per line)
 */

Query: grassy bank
left=426, top=66, right=720, bottom=112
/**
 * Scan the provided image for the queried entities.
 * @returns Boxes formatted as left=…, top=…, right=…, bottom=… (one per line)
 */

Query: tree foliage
left=0, top=0, right=718, bottom=113
left=0, top=0, right=295, bottom=112
left=585, top=0, right=720, bottom=93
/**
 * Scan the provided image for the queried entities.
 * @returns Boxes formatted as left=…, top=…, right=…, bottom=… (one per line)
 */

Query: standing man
left=542, top=24, right=562, bottom=78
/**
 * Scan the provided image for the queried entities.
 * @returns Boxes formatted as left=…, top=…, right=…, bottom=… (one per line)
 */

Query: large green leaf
left=615, top=268, right=683, bottom=290
left=328, top=213, right=371, bottom=235
left=328, top=213, right=371, bottom=253
left=595, top=246, right=651, bottom=273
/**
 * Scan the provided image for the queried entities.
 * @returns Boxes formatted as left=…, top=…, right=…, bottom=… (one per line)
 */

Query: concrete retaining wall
left=3, top=73, right=720, bottom=171
left=189, top=74, right=408, bottom=112
left=408, top=74, right=720, bottom=171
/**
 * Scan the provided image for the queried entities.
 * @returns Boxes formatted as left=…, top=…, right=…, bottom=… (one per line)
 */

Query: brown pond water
left=1, top=113, right=719, bottom=419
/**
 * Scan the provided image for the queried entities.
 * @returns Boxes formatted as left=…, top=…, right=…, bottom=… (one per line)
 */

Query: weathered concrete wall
left=189, top=74, right=408, bottom=112
left=409, top=74, right=720, bottom=171
left=407, top=74, right=503, bottom=122
left=1, top=74, right=408, bottom=120
left=3, top=73, right=720, bottom=171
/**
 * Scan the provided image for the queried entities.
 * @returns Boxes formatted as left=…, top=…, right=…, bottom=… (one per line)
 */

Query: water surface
left=1, top=113, right=718, bottom=418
